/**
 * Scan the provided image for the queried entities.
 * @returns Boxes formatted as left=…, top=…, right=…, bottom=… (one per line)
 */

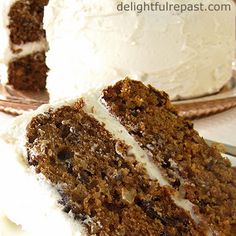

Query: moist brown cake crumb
left=8, top=52, right=48, bottom=90
left=102, top=78, right=236, bottom=236
left=8, top=0, right=49, bottom=45
left=26, top=100, right=204, bottom=236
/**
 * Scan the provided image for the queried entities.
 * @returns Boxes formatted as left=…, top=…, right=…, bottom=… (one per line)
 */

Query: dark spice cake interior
left=102, top=79, right=236, bottom=235
left=8, top=0, right=48, bottom=45
left=26, top=79, right=236, bottom=235
left=8, top=52, right=47, bottom=90
left=26, top=100, right=202, bottom=235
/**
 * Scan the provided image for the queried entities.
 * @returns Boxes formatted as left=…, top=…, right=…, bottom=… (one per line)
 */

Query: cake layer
left=8, top=51, right=48, bottom=90
left=8, top=0, right=48, bottom=45
left=44, top=0, right=235, bottom=100
left=102, top=79, right=236, bottom=235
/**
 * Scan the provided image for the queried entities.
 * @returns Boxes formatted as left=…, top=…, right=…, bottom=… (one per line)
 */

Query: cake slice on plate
left=0, top=79, right=235, bottom=235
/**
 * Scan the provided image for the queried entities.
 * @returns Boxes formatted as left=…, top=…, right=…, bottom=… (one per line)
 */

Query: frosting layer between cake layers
left=44, top=0, right=235, bottom=100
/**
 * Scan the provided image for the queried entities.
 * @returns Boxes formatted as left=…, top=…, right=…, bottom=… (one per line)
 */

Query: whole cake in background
left=0, top=79, right=235, bottom=235
left=45, top=0, right=235, bottom=100
left=0, top=0, right=235, bottom=100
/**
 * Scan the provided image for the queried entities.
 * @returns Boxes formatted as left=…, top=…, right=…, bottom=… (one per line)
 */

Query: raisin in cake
left=0, top=79, right=235, bottom=235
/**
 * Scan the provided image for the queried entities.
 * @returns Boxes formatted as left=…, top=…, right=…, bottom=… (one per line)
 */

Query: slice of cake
left=0, top=79, right=235, bottom=235
left=0, top=0, right=48, bottom=90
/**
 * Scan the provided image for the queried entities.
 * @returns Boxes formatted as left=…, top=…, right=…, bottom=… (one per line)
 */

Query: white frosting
left=44, top=0, right=235, bottom=101
left=0, top=0, right=15, bottom=62
left=0, top=0, right=48, bottom=84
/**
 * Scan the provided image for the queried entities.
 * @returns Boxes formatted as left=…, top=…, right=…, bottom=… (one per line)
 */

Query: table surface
left=194, top=107, right=236, bottom=146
